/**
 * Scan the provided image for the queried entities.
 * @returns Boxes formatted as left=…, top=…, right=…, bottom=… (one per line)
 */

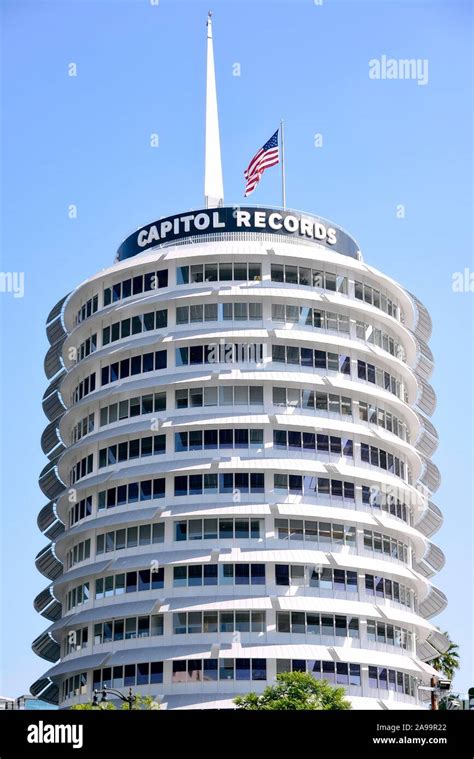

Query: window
left=99, top=435, right=165, bottom=469
left=171, top=658, right=265, bottom=683
left=363, top=530, right=408, bottom=563
left=66, top=583, right=90, bottom=611
left=365, top=574, right=413, bottom=609
left=173, top=563, right=265, bottom=587
left=355, top=282, right=400, bottom=320
left=174, top=518, right=263, bottom=542
left=96, top=523, right=164, bottom=555
left=174, top=610, right=266, bottom=635
left=175, top=472, right=264, bottom=497
left=359, top=401, right=408, bottom=440
left=176, top=302, right=262, bottom=324
left=75, top=295, right=98, bottom=325
left=98, top=478, right=165, bottom=511
left=177, top=262, right=261, bottom=285
left=273, top=430, right=353, bottom=457
left=68, top=495, right=92, bottom=527
left=101, top=351, right=167, bottom=387
left=104, top=271, right=167, bottom=306
left=272, top=386, right=352, bottom=416
left=356, top=360, right=403, bottom=400
left=271, top=265, right=347, bottom=294
left=174, top=384, right=263, bottom=409
left=272, top=345, right=351, bottom=374
left=175, top=427, right=263, bottom=453
left=102, top=310, right=167, bottom=347
left=69, top=453, right=94, bottom=485
left=273, top=474, right=355, bottom=500
left=176, top=342, right=264, bottom=366
left=359, top=443, right=406, bottom=480
left=271, top=304, right=350, bottom=332
left=276, top=611, right=359, bottom=638
left=92, top=661, right=163, bottom=691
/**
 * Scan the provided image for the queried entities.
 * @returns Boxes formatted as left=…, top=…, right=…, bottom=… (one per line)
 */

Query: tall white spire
left=204, top=11, right=224, bottom=208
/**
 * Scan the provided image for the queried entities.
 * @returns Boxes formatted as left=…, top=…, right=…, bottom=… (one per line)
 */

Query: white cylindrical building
left=32, top=206, right=447, bottom=709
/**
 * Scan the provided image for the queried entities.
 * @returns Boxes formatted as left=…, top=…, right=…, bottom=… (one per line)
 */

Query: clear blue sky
left=1, top=0, right=472, bottom=698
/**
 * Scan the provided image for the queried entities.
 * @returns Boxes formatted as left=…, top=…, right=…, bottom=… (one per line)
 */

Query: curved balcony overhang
left=37, top=500, right=59, bottom=533
left=54, top=504, right=165, bottom=553
left=64, top=284, right=419, bottom=368
left=45, top=521, right=65, bottom=542
left=68, top=457, right=428, bottom=532
left=34, top=584, right=62, bottom=621
left=43, top=370, right=66, bottom=403
left=46, top=293, right=70, bottom=344
left=58, top=324, right=419, bottom=406
left=35, top=543, right=63, bottom=580
left=46, top=293, right=69, bottom=328
left=415, top=413, right=439, bottom=459
left=53, top=558, right=112, bottom=592
left=37, top=502, right=65, bottom=542
left=415, top=542, right=446, bottom=578
left=30, top=676, right=59, bottom=705
left=416, top=378, right=436, bottom=418
left=418, top=585, right=447, bottom=619
left=57, top=460, right=434, bottom=537
left=405, top=291, right=432, bottom=343
left=61, top=410, right=419, bottom=454
left=417, top=639, right=443, bottom=662
left=40, top=641, right=430, bottom=687
left=54, top=499, right=427, bottom=560
left=419, top=458, right=441, bottom=494
left=414, top=500, right=443, bottom=539
left=59, top=367, right=422, bottom=451
left=38, top=457, right=65, bottom=501
left=164, top=693, right=426, bottom=710
left=37, top=499, right=65, bottom=542
left=56, top=412, right=423, bottom=487
left=423, top=629, right=450, bottom=658
left=56, top=452, right=425, bottom=500
left=32, top=630, right=61, bottom=663
left=42, top=370, right=67, bottom=422
left=46, top=315, right=67, bottom=348
left=412, top=335, right=434, bottom=384
left=48, top=598, right=160, bottom=640
left=44, top=337, right=66, bottom=381
left=62, top=236, right=416, bottom=328
left=40, top=652, right=112, bottom=682
left=47, top=594, right=436, bottom=648
left=41, top=419, right=65, bottom=460
left=52, top=546, right=429, bottom=602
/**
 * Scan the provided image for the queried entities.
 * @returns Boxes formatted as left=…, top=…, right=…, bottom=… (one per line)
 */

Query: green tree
left=428, top=633, right=460, bottom=681
left=234, top=671, right=351, bottom=710
left=70, top=694, right=160, bottom=710
left=439, top=693, right=462, bottom=711
left=70, top=702, right=115, bottom=711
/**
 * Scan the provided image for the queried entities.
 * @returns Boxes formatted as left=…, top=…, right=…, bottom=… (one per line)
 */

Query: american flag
left=244, top=129, right=279, bottom=197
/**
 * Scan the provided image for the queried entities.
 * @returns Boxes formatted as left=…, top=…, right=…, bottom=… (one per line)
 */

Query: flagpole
left=280, top=119, right=286, bottom=210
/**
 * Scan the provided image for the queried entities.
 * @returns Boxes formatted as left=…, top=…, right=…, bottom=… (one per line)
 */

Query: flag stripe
left=246, top=149, right=279, bottom=175
left=244, top=130, right=279, bottom=197
left=245, top=148, right=265, bottom=177
left=245, top=149, right=279, bottom=179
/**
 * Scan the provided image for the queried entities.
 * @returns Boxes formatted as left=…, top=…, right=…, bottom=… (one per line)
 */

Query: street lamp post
left=92, top=685, right=136, bottom=710
left=430, top=676, right=438, bottom=711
